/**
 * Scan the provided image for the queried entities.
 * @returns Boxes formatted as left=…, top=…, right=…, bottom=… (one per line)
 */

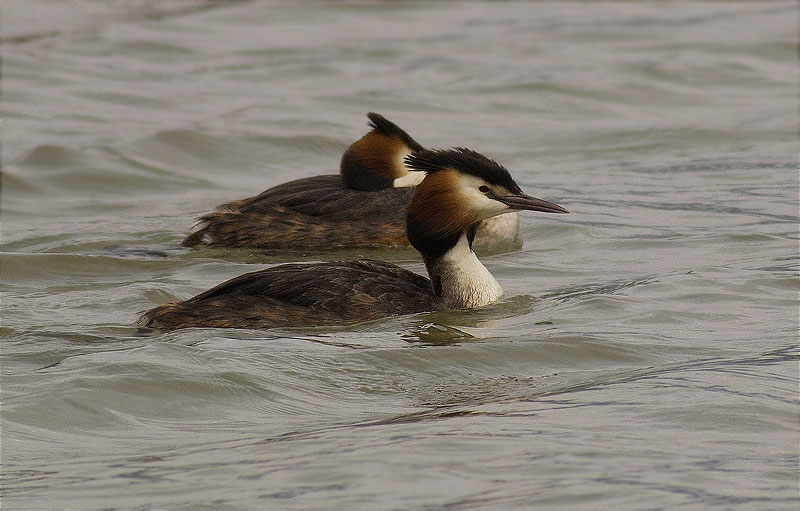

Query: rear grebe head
left=340, top=112, right=425, bottom=191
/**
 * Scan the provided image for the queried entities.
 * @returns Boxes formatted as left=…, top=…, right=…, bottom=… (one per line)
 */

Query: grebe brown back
left=142, top=148, right=567, bottom=330
left=181, top=113, right=520, bottom=252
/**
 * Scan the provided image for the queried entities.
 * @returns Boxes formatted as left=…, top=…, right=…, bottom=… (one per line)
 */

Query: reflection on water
left=2, top=2, right=798, bottom=509
left=401, top=323, right=476, bottom=345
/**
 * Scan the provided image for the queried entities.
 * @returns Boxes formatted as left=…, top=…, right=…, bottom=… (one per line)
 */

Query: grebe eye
left=479, top=185, right=490, bottom=193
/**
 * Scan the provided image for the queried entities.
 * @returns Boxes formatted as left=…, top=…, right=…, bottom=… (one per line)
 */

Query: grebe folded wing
left=184, top=176, right=414, bottom=248
left=234, top=179, right=414, bottom=221
left=141, top=260, right=437, bottom=329
left=186, top=206, right=409, bottom=250
left=234, top=175, right=342, bottom=208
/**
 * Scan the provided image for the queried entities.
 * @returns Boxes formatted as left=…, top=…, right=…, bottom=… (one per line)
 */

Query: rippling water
left=2, top=3, right=798, bottom=509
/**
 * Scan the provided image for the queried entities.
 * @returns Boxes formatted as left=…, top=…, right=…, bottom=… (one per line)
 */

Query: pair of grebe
left=142, top=140, right=568, bottom=330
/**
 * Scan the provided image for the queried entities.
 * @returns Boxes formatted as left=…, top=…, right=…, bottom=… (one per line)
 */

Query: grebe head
left=340, top=112, right=425, bottom=191
left=405, top=148, right=567, bottom=260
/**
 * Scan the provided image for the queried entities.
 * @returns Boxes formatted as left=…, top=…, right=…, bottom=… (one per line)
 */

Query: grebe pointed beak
left=497, top=193, right=569, bottom=214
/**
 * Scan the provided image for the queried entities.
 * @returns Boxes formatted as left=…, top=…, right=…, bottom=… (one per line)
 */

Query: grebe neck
left=423, top=231, right=503, bottom=309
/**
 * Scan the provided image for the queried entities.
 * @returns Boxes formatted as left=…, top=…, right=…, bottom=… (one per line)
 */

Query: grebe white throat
left=432, top=233, right=504, bottom=309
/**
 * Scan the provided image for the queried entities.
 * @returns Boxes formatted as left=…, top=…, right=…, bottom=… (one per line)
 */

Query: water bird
left=142, top=148, right=567, bottom=330
left=182, top=113, right=519, bottom=252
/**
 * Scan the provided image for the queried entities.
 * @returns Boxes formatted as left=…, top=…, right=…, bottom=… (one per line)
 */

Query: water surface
left=2, top=3, right=798, bottom=509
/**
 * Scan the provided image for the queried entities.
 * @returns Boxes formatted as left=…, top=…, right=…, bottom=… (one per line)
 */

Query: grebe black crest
left=142, top=148, right=567, bottom=330
left=181, top=113, right=520, bottom=253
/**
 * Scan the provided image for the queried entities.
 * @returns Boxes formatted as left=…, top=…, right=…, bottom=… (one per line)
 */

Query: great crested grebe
left=142, top=148, right=567, bottom=330
left=181, top=113, right=520, bottom=252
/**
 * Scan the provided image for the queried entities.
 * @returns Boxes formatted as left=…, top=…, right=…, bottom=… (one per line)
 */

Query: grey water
left=2, top=3, right=798, bottom=509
